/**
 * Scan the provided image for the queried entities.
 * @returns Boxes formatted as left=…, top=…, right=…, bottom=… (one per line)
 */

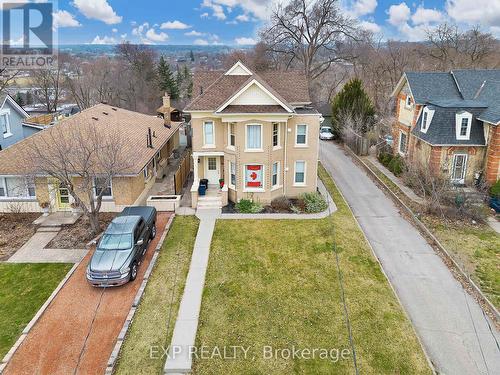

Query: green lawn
left=0, top=263, right=72, bottom=358
left=363, top=159, right=500, bottom=309
left=114, top=216, right=199, bottom=375
left=192, top=164, right=431, bottom=374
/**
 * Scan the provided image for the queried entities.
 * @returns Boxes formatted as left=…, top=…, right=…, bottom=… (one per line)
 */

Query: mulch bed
left=0, top=213, right=39, bottom=260
left=221, top=199, right=305, bottom=214
left=46, top=213, right=116, bottom=249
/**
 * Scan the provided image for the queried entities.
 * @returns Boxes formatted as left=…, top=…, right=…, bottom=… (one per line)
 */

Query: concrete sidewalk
left=164, top=208, right=220, bottom=374
left=320, top=141, right=500, bottom=375
left=7, top=228, right=88, bottom=263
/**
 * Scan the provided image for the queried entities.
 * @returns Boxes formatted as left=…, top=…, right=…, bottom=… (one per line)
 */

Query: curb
left=344, top=145, right=500, bottom=323
left=0, top=262, right=80, bottom=374
left=319, top=163, right=437, bottom=374
left=104, top=214, right=176, bottom=375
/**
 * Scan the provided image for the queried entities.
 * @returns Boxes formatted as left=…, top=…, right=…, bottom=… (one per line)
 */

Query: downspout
left=284, top=117, right=291, bottom=196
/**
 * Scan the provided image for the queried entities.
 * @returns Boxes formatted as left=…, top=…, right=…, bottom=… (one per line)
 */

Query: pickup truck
left=86, top=206, right=157, bottom=287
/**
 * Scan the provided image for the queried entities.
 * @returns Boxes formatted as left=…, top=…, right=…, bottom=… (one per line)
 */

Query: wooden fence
left=174, top=150, right=192, bottom=194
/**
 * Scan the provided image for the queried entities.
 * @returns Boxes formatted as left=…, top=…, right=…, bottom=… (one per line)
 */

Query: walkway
left=7, top=227, right=87, bottom=263
left=320, top=141, right=500, bottom=375
left=3, top=213, right=171, bottom=375
left=164, top=208, right=220, bottom=374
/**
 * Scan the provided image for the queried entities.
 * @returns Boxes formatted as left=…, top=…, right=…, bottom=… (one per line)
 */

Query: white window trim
left=0, top=176, right=36, bottom=200
left=451, top=153, right=468, bottom=184
left=243, top=164, right=265, bottom=192
left=93, top=177, right=114, bottom=200
left=1, top=111, right=12, bottom=138
left=295, top=124, right=308, bottom=147
left=227, top=122, right=235, bottom=150
left=398, top=131, right=407, bottom=156
left=272, top=122, right=281, bottom=150
left=271, top=161, right=282, bottom=191
left=420, top=107, right=434, bottom=134
left=293, top=160, right=307, bottom=187
left=405, top=95, right=412, bottom=109
left=245, top=123, right=263, bottom=152
left=203, top=120, right=216, bottom=149
left=228, top=161, right=236, bottom=189
left=456, top=112, right=472, bottom=140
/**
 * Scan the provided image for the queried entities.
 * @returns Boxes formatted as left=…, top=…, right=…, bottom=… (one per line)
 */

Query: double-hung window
left=1, top=113, right=11, bottom=137
left=399, top=131, right=407, bottom=155
left=94, top=177, right=113, bottom=198
left=296, top=124, right=307, bottom=146
left=272, top=162, right=279, bottom=187
left=460, top=118, right=469, bottom=137
left=246, top=124, right=262, bottom=151
left=203, top=121, right=215, bottom=147
left=228, top=122, right=235, bottom=148
left=294, top=161, right=306, bottom=185
left=272, top=123, right=280, bottom=148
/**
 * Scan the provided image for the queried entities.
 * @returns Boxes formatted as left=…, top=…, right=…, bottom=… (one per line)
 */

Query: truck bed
left=119, top=206, right=156, bottom=224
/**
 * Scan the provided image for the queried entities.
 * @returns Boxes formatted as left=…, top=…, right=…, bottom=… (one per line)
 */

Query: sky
left=14, top=0, right=500, bottom=45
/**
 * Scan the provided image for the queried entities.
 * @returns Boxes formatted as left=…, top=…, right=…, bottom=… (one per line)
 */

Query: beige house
left=185, top=61, right=321, bottom=208
left=0, top=101, right=181, bottom=213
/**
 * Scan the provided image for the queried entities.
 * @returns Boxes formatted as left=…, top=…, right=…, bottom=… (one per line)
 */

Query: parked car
left=86, top=206, right=157, bottom=287
left=490, top=197, right=500, bottom=214
left=319, top=126, right=334, bottom=140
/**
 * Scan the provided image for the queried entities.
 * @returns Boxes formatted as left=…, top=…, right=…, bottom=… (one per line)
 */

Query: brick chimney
left=163, top=92, right=171, bottom=128
left=163, top=92, right=171, bottom=108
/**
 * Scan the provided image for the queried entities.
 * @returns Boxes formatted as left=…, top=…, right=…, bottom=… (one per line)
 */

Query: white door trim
left=451, top=153, right=468, bottom=184
left=204, top=156, right=220, bottom=184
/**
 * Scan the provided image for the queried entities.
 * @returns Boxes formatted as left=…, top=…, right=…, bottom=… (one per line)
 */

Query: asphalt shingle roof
left=412, top=105, right=486, bottom=146
left=451, top=69, right=500, bottom=100
left=405, top=72, right=462, bottom=103
left=475, top=80, right=500, bottom=125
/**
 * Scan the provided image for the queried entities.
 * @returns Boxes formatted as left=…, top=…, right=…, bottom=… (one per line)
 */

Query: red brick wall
left=486, top=125, right=500, bottom=184
left=429, top=146, right=442, bottom=175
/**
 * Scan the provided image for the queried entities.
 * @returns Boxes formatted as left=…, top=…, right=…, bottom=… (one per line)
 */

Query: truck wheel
left=130, top=262, right=138, bottom=281
left=151, top=223, right=157, bottom=239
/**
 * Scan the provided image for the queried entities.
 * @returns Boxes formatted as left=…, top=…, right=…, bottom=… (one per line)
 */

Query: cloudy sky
left=27, top=0, right=500, bottom=45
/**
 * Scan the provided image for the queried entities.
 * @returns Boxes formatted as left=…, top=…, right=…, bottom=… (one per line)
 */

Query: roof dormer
left=420, top=106, right=435, bottom=134
left=225, top=61, right=253, bottom=76
left=455, top=111, right=472, bottom=140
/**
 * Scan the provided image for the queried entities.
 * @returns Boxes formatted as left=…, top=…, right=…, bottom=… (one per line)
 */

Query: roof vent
left=92, top=116, right=99, bottom=121
left=111, top=107, right=117, bottom=111
left=200, top=86, right=203, bottom=95
left=102, top=111, right=109, bottom=115
left=147, top=127, right=153, bottom=148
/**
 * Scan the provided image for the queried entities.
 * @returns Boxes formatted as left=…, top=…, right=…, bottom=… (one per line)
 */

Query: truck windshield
left=99, top=233, right=133, bottom=250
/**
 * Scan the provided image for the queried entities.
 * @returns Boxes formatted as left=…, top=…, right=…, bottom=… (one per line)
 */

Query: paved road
left=320, top=141, right=500, bottom=375
left=4, top=213, right=171, bottom=375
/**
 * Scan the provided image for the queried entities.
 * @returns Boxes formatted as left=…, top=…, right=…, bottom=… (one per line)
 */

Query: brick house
left=0, top=101, right=181, bottom=213
left=184, top=61, right=321, bottom=208
left=391, top=70, right=500, bottom=186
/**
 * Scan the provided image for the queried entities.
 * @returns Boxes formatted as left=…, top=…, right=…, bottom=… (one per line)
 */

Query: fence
left=173, top=150, right=192, bottom=194
left=344, top=128, right=369, bottom=156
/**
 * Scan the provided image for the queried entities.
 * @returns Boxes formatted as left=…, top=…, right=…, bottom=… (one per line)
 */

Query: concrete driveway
left=320, top=141, right=499, bottom=375
left=3, top=212, right=171, bottom=375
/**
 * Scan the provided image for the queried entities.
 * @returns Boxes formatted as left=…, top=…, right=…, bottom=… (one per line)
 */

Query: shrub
left=271, top=196, right=292, bottom=211
left=378, top=152, right=393, bottom=168
left=301, top=192, right=328, bottom=213
left=490, top=180, right=500, bottom=198
left=388, top=155, right=404, bottom=176
left=235, top=199, right=263, bottom=213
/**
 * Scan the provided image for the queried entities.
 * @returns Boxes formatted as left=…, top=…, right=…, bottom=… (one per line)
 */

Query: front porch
left=191, top=151, right=228, bottom=209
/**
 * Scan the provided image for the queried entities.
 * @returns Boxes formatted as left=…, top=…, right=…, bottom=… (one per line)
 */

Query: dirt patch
left=0, top=214, right=39, bottom=260
left=46, top=213, right=116, bottom=249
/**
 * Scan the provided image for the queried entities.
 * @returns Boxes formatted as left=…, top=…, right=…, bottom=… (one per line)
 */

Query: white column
left=192, top=154, right=199, bottom=185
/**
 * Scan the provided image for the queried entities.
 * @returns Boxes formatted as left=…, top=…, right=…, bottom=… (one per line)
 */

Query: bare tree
left=24, top=121, right=131, bottom=235
left=0, top=68, right=20, bottom=93
left=31, top=54, right=70, bottom=112
left=261, top=0, right=358, bottom=82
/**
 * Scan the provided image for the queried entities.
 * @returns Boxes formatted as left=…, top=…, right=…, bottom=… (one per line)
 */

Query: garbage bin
left=198, top=184, right=207, bottom=196
left=200, top=179, right=209, bottom=189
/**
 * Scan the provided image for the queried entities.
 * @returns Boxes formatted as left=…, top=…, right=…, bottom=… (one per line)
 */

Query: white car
left=319, top=127, right=334, bottom=140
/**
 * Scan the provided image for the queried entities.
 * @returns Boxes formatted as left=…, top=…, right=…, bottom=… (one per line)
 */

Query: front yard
left=363, top=159, right=500, bottom=309
left=191, top=165, right=431, bottom=374
left=0, top=263, right=72, bottom=358
left=114, top=216, right=199, bottom=375
left=0, top=214, right=39, bottom=260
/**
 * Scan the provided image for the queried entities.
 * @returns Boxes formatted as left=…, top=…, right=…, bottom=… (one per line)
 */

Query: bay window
left=246, top=124, right=262, bottom=151
left=296, top=124, right=307, bottom=146
left=294, top=161, right=306, bottom=185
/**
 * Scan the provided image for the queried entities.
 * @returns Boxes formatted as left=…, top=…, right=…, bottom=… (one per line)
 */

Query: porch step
left=197, top=197, right=223, bottom=209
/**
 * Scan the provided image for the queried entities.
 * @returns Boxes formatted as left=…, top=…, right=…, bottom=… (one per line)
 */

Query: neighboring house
left=184, top=61, right=321, bottom=208
left=0, top=93, right=33, bottom=151
left=0, top=102, right=181, bottom=213
left=391, top=69, right=500, bottom=186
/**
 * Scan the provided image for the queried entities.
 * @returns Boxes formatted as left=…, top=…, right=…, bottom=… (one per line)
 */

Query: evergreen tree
left=157, top=56, right=179, bottom=99
left=14, top=92, right=24, bottom=106
left=183, top=65, right=193, bottom=98
left=189, top=50, right=194, bottom=62
left=331, top=78, right=375, bottom=138
left=26, top=91, right=33, bottom=105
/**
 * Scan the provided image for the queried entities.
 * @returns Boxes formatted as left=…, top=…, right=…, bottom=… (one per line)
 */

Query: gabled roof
left=412, top=105, right=486, bottom=146
left=185, top=61, right=311, bottom=112
left=475, top=80, right=500, bottom=125
left=0, top=103, right=182, bottom=176
left=0, top=93, right=30, bottom=119
left=403, top=72, right=462, bottom=104
left=451, top=69, right=500, bottom=100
